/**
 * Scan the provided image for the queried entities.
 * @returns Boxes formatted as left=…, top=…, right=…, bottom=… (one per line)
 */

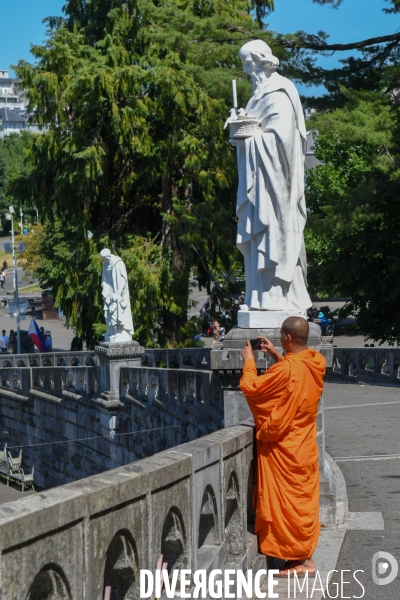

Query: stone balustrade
left=330, top=347, right=400, bottom=384
left=0, top=421, right=257, bottom=600
left=0, top=363, right=222, bottom=489
left=0, top=415, right=342, bottom=600
left=0, top=337, right=335, bottom=490
left=0, top=351, right=97, bottom=368
left=0, top=365, right=98, bottom=400
left=140, top=348, right=211, bottom=370
left=0, top=337, right=341, bottom=598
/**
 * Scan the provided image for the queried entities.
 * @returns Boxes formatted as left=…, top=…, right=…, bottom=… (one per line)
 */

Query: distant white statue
left=100, top=249, right=134, bottom=342
left=226, top=40, right=312, bottom=313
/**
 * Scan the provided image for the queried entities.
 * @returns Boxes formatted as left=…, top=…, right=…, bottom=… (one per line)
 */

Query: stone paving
left=0, top=304, right=75, bottom=352
left=324, top=381, right=400, bottom=599
left=0, top=479, right=35, bottom=504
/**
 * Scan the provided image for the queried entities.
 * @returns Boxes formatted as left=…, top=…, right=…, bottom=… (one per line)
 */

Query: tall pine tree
left=14, top=0, right=282, bottom=346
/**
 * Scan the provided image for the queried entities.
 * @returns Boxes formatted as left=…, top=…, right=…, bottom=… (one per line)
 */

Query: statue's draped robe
left=102, top=256, right=134, bottom=336
left=240, top=349, right=325, bottom=559
left=236, top=72, right=311, bottom=310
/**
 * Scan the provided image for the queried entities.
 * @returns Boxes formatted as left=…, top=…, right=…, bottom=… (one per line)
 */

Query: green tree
left=17, top=0, right=400, bottom=346
left=13, top=0, right=286, bottom=347
left=282, top=0, right=400, bottom=343
left=0, top=133, right=33, bottom=230
left=305, top=90, right=400, bottom=344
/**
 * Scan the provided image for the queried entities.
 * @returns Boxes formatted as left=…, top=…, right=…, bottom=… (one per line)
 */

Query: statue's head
left=239, top=40, right=279, bottom=78
left=100, top=248, right=112, bottom=264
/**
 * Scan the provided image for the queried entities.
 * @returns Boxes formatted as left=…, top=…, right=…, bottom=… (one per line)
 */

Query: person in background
left=200, top=301, right=210, bottom=319
left=7, top=330, right=14, bottom=353
left=44, top=333, right=53, bottom=352
left=211, top=316, right=221, bottom=348
left=0, top=330, right=9, bottom=352
left=71, top=335, right=83, bottom=351
left=0, top=271, right=5, bottom=291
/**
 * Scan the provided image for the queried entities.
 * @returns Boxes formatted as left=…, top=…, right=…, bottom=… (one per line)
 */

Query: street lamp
left=33, top=206, right=39, bottom=223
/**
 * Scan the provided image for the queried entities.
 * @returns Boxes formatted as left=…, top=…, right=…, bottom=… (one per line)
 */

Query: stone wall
left=330, top=347, right=400, bottom=384
left=0, top=344, right=341, bottom=598
left=0, top=341, right=333, bottom=490
left=0, top=364, right=223, bottom=489
left=0, top=422, right=257, bottom=600
left=0, top=351, right=97, bottom=368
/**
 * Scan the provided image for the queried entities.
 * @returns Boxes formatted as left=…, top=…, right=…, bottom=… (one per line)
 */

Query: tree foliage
left=13, top=0, right=400, bottom=345
left=312, top=0, right=343, bottom=7
left=297, top=1, right=400, bottom=343
left=0, top=133, right=33, bottom=229
left=14, top=0, right=283, bottom=347
left=305, top=89, right=400, bottom=344
left=273, top=0, right=400, bottom=112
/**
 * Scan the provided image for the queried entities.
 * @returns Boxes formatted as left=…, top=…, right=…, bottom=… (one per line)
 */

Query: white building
left=0, top=107, right=43, bottom=138
left=0, top=70, right=44, bottom=137
left=0, top=107, right=27, bottom=136
left=305, top=131, right=320, bottom=170
left=0, top=70, right=27, bottom=111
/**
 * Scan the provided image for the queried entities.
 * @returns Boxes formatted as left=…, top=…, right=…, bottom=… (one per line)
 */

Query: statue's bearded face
left=240, top=48, right=263, bottom=80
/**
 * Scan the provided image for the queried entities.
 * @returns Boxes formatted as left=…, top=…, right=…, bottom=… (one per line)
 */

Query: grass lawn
left=16, top=283, right=43, bottom=294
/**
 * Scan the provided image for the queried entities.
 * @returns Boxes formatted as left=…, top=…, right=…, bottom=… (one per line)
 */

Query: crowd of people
left=198, top=300, right=243, bottom=346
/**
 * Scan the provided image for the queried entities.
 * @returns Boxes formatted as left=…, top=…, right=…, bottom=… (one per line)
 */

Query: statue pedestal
left=94, top=341, right=144, bottom=408
left=238, top=309, right=308, bottom=329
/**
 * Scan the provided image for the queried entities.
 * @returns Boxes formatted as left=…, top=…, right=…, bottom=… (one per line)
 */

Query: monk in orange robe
left=240, top=317, right=326, bottom=576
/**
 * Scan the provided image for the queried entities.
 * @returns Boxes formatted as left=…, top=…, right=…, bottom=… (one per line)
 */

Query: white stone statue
left=100, top=249, right=134, bottom=342
left=226, top=40, right=312, bottom=324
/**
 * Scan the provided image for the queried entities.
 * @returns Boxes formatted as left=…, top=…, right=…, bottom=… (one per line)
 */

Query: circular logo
left=372, top=552, right=398, bottom=586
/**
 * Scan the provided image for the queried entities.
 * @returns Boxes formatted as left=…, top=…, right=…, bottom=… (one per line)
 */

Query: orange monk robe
left=240, top=349, right=326, bottom=560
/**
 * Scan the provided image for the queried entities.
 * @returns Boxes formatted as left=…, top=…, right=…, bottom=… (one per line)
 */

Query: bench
left=7, top=450, right=22, bottom=473
left=12, top=468, right=35, bottom=492
left=0, top=448, right=35, bottom=492
left=0, top=444, right=7, bottom=465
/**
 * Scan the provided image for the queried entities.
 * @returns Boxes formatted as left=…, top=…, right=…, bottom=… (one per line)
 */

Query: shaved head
left=281, top=317, right=309, bottom=346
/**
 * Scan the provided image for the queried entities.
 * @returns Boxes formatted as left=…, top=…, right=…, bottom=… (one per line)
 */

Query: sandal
left=275, top=564, right=317, bottom=578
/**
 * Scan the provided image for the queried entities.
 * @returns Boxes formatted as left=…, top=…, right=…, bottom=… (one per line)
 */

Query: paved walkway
left=0, top=479, right=35, bottom=504
left=0, top=306, right=76, bottom=352
left=324, top=381, right=400, bottom=599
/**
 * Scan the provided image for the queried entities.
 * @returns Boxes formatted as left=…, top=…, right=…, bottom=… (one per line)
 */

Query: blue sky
left=0, top=0, right=398, bottom=95
left=267, top=0, right=399, bottom=94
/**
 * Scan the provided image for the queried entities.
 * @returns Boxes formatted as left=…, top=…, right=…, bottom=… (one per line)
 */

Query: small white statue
left=227, top=40, right=312, bottom=313
left=100, top=249, right=134, bottom=342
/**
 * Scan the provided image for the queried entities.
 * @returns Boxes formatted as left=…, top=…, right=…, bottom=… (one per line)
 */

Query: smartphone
left=250, top=338, right=261, bottom=351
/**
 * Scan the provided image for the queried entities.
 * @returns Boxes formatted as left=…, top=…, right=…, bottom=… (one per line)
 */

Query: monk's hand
left=241, top=340, right=255, bottom=362
left=258, top=336, right=283, bottom=363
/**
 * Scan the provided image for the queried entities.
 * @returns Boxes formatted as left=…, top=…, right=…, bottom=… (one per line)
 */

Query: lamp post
left=8, top=206, right=21, bottom=354
left=34, top=206, right=39, bottom=223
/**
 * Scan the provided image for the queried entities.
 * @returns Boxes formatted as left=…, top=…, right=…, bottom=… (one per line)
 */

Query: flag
left=28, top=318, right=48, bottom=353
